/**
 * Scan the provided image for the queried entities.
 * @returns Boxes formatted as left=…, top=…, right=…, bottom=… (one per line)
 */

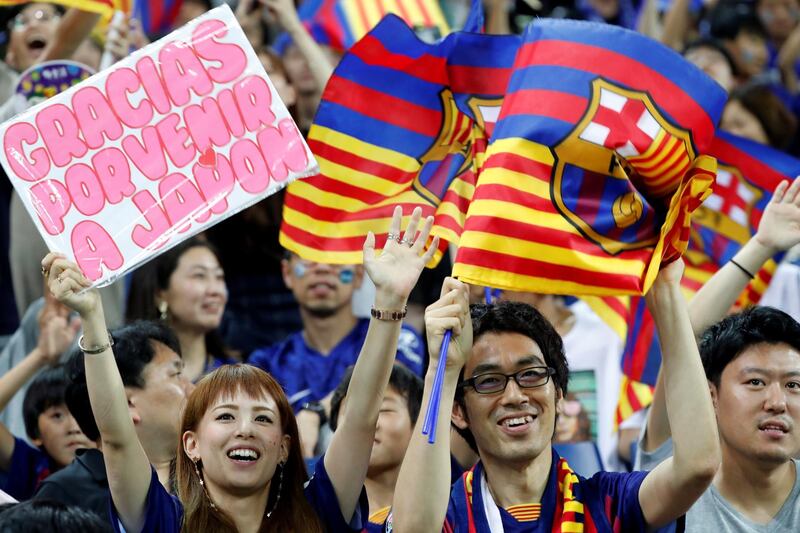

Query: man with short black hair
left=393, top=263, right=720, bottom=532
left=33, top=321, right=192, bottom=524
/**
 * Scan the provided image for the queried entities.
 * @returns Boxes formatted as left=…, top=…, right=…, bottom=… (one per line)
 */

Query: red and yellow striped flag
left=279, top=15, right=519, bottom=264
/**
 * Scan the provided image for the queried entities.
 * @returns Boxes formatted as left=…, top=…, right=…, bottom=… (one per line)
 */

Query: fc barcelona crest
left=693, top=163, right=763, bottom=245
left=551, top=78, right=698, bottom=255
left=413, top=89, right=502, bottom=206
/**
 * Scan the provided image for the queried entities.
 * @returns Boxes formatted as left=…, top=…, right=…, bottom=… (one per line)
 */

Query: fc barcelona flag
left=615, top=131, right=800, bottom=424
left=282, top=0, right=450, bottom=52
left=279, top=15, right=519, bottom=264
left=452, top=19, right=727, bottom=296
left=0, top=0, right=118, bottom=16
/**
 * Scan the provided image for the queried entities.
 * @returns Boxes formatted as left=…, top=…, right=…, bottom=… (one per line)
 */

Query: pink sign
left=0, top=5, right=317, bottom=287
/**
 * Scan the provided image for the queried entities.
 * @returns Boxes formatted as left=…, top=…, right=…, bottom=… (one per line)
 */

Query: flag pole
left=421, top=330, right=451, bottom=444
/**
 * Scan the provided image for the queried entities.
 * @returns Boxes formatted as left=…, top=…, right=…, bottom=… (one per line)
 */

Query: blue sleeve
left=109, top=469, right=182, bottom=533
left=304, top=455, right=369, bottom=532
left=1, top=437, right=50, bottom=500
left=396, top=327, right=424, bottom=376
left=587, top=470, right=648, bottom=531
left=247, top=345, right=277, bottom=372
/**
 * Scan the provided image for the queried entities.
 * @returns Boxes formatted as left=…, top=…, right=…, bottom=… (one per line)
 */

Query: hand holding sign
left=1, top=6, right=318, bottom=287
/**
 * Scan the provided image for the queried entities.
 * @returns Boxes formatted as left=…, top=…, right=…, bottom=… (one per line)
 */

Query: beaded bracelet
left=370, top=306, right=408, bottom=321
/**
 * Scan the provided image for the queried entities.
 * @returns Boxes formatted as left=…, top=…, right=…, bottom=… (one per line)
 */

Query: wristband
left=78, top=332, right=114, bottom=355
left=730, top=259, right=755, bottom=280
left=370, top=306, right=407, bottom=321
left=301, top=401, right=328, bottom=426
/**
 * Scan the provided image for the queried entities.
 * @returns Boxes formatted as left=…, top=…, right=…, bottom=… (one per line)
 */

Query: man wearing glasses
left=391, top=261, right=721, bottom=531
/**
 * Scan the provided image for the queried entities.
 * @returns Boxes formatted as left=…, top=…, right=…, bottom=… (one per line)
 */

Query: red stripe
left=376, top=0, right=387, bottom=17
left=308, top=139, right=415, bottom=184
left=502, top=89, right=587, bottom=124
left=324, top=76, right=442, bottom=137
left=284, top=192, right=435, bottom=223
left=351, top=37, right=511, bottom=95
left=294, top=173, right=397, bottom=205
left=456, top=247, right=642, bottom=291
left=449, top=65, right=512, bottom=95
left=516, top=41, right=716, bottom=149
left=481, top=151, right=553, bottom=179
left=710, top=137, right=786, bottom=191
left=282, top=223, right=404, bottom=252
left=433, top=213, right=465, bottom=235
left=351, top=36, right=448, bottom=84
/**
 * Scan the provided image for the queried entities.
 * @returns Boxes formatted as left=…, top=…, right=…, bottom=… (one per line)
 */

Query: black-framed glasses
left=459, top=366, right=555, bottom=395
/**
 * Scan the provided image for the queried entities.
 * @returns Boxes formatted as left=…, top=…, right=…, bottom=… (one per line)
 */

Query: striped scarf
left=450, top=449, right=597, bottom=532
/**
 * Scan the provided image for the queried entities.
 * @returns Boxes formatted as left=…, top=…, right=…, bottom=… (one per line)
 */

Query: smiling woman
left=126, top=237, right=235, bottom=382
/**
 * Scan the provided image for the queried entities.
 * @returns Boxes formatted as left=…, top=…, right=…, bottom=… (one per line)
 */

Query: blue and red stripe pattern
left=280, top=14, right=519, bottom=264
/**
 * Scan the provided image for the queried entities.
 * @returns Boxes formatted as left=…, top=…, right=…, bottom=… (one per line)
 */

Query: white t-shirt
left=562, top=301, right=625, bottom=471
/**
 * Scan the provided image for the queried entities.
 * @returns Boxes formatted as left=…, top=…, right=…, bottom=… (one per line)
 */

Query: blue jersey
left=248, top=318, right=423, bottom=409
left=109, top=454, right=368, bottom=532
left=444, top=453, right=648, bottom=532
left=1, top=437, right=55, bottom=500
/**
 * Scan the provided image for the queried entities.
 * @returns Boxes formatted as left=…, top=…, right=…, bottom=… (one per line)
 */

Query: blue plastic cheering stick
left=422, top=287, right=499, bottom=443
left=421, top=330, right=452, bottom=443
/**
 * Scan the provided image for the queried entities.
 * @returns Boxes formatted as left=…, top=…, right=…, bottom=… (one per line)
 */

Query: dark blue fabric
left=0, top=170, right=19, bottom=334
left=110, top=455, right=369, bottom=532
left=249, top=318, right=424, bottom=410
left=1, top=437, right=53, bottom=500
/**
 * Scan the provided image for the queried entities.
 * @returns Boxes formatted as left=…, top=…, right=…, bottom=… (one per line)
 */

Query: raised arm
left=0, top=296, right=78, bottom=470
left=324, top=206, right=439, bottom=521
left=645, top=177, right=800, bottom=451
left=262, top=0, right=334, bottom=91
left=43, top=253, right=151, bottom=533
left=40, top=8, right=101, bottom=63
left=638, top=260, right=720, bottom=528
left=392, top=278, right=472, bottom=533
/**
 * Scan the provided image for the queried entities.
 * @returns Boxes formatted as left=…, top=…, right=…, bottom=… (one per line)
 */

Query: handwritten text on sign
left=0, top=6, right=317, bottom=286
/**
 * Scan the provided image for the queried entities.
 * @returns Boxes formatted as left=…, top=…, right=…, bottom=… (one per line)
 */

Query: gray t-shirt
left=638, top=430, right=800, bottom=532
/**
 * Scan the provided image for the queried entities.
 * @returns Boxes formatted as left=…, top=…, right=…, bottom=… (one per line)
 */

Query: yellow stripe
left=476, top=167, right=551, bottom=201
left=309, top=126, right=420, bottom=173
left=487, top=137, right=556, bottom=166
left=564, top=500, right=585, bottom=513
left=453, top=261, right=641, bottom=296
left=464, top=199, right=580, bottom=234
left=317, top=156, right=412, bottom=198
left=279, top=232, right=364, bottom=265
left=631, top=133, right=676, bottom=169
left=459, top=227, right=647, bottom=276
left=369, top=506, right=391, bottom=525
left=435, top=201, right=467, bottom=225
left=581, top=296, right=629, bottom=341
left=284, top=206, right=399, bottom=238
left=562, top=522, right=585, bottom=532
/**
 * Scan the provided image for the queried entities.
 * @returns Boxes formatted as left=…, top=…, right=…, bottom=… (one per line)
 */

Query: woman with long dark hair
left=126, top=238, right=233, bottom=382
left=44, top=207, right=438, bottom=532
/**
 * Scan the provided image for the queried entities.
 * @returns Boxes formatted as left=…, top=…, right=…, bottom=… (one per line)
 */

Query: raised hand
left=35, top=289, right=81, bottom=366
left=261, top=0, right=303, bottom=32
left=41, top=253, right=98, bottom=318
left=363, top=206, right=440, bottom=308
left=755, top=177, right=800, bottom=254
left=424, top=277, right=472, bottom=372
